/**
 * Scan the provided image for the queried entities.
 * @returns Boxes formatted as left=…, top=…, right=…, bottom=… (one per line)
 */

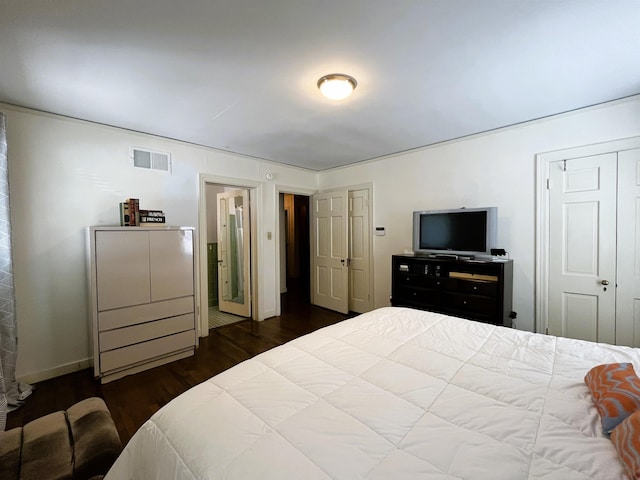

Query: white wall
left=318, top=96, right=640, bottom=332
left=2, top=104, right=317, bottom=382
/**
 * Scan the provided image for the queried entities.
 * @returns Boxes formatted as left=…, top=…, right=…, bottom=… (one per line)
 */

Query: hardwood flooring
left=6, top=292, right=352, bottom=445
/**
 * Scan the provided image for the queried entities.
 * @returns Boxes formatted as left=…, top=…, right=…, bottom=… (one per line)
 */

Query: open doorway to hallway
left=279, top=193, right=311, bottom=311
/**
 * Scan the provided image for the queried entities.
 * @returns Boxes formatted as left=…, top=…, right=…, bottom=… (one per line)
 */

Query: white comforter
left=106, top=307, right=637, bottom=479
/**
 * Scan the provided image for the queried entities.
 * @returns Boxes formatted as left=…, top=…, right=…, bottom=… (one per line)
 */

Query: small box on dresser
left=87, top=226, right=197, bottom=383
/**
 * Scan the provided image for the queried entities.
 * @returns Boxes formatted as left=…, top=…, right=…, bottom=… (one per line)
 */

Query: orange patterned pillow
left=611, top=410, right=640, bottom=479
left=585, top=363, right=640, bottom=434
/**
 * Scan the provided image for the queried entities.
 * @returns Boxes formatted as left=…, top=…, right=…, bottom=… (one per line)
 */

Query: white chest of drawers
left=88, top=226, right=197, bottom=383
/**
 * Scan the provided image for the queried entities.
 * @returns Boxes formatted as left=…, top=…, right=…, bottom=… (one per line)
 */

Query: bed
left=105, top=307, right=637, bottom=479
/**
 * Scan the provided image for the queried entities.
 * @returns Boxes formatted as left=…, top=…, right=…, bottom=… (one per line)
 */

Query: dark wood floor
left=6, top=291, right=352, bottom=445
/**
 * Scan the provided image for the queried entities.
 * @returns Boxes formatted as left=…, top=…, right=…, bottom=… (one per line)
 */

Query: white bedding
left=106, top=307, right=637, bottom=479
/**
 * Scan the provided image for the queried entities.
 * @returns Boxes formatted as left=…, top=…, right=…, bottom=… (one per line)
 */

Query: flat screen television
left=412, top=207, right=497, bottom=258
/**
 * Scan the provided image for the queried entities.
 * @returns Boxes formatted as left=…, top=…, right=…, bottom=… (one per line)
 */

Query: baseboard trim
left=18, top=358, right=92, bottom=384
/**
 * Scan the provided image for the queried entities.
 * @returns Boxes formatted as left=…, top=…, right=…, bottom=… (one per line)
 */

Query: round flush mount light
left=317, top=73, right=357, bottom=100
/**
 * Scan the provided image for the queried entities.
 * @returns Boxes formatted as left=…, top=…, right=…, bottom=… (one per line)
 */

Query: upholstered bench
left=0, top=397, right=121, bottom=480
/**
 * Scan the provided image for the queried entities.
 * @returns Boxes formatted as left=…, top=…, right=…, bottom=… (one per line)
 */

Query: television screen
left=419, top=211, right=487, bottom=251
left=412, top=207, right=497, bottom=257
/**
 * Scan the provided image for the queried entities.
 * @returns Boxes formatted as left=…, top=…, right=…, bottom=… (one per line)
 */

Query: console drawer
left=457, top=280, right=497, bottom=297
left=424, top=277, right=454, bottom=289
left=395, top=273, right=422, bottom=287
left=394, top=285, right=449, bottom=305
left=450, top=293, right=496, bottom=314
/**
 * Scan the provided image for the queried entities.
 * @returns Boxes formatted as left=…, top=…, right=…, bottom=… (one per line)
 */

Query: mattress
left=106, top=307, right=637, bottom=479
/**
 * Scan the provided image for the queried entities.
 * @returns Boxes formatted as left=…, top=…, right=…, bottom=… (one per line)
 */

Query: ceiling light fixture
left=317, top=73, right=357, bottom=100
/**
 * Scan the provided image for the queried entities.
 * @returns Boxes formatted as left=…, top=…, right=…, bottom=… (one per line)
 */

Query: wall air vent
left=131, top=148, right=171, bottom=172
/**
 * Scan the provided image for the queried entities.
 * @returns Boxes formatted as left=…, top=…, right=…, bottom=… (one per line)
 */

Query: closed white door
left=548, top=153, right=617, bottom=343
left=312, top=190, right=349, bottom=313
left=348, top=189, right=371, bottom=313
left=616, top=148, right=640, bottom=346
left=217, top=190, right=251, bottom=317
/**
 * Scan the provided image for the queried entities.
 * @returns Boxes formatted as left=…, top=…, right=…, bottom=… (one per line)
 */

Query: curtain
left=0, top=112, right=31, bottom=430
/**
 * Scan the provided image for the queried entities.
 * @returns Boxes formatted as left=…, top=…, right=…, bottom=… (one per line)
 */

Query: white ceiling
left=1, top=1, right=639, bottom=171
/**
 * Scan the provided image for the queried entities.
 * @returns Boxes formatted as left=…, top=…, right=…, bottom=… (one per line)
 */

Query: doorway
left=204, top=183, right=252, bottom=330
left=280, top=193, right=311, bottom=309
left=536, top=137, right=640, bottom=346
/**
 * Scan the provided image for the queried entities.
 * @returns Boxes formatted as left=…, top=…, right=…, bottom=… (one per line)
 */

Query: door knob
left=600, top=280, right=609, bottom=285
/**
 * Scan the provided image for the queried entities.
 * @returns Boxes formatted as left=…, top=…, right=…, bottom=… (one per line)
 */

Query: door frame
left=535, top=136, right=640, bottom=335
left=198, top=174, right=261, bottom=337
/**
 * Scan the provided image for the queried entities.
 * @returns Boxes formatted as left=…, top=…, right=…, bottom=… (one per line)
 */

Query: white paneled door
left=548, top=153, right=617, bottom=343
left=312, top=190, right=349, bottom=314
left=547, top=148, right=640, bottom=346
left=348, top=189, right=371, bottom=313
left=616, top=149, right=640, bottom=346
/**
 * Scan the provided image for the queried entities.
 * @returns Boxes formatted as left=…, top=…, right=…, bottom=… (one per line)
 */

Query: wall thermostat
left=375, top=227, right=385, bottom=236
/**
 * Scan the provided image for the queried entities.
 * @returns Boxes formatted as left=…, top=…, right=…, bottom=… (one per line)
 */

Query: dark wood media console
left=391, top=254, right=514, bottom=327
